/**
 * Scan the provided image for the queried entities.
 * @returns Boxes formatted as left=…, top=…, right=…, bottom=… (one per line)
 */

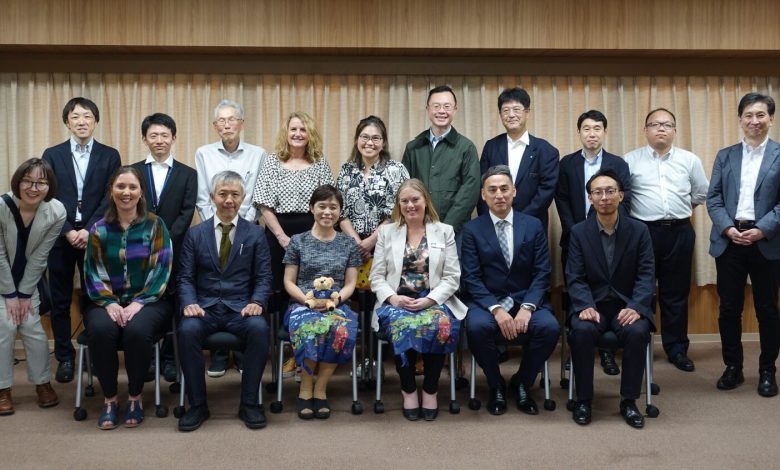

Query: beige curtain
left=2, top=73, right=778, bottom=286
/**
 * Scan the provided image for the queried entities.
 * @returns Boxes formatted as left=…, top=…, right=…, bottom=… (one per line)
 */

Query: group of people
left=0, top=86, right=777, bottom=433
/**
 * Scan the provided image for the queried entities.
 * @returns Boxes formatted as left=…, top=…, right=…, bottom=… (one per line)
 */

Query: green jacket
left=402, top=127, right=480, bottom=232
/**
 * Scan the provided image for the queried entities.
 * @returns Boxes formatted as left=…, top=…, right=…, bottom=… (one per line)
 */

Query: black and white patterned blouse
left=283, top=231, right=362, bottom=293
left=336, top=159, right=409, bottom=237
left=252, top=153, right=334, bottom=214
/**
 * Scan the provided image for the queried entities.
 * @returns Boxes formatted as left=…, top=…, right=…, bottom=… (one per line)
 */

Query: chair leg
left=645, top=339, right=659, bottom=417
left=467, top=355, right=480, bottom=410
left=270, top=340, right=286, bottom=413
left=373, top=339, right=384, bottom=413
left=543, top=360, right=556, bottom=410
left=448, top=351, right=460, bottom=413
left=560, top=327, right=570, bottom=389
left=154, top=341, right=168, bottom=417
left=567, top=356, right=576, bottom=411
left=73, top=344, right=85, bottom=419
left=351, top=347, right=362, bottom=414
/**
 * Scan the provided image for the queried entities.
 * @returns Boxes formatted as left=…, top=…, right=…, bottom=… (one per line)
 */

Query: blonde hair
left=391, top=179, right=439, bottom=226
left=274, top=111, right=324, bottom=163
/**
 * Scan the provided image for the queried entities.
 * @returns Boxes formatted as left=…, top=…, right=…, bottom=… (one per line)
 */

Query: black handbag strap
left=1, top=194, right=25, bottom=232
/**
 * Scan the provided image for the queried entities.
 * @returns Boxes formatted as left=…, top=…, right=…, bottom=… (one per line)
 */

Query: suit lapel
left=610, top=217, right=630, bottom=278
left=515, top=138, right=535, bottom=187
left=391, top=224, right=407, bottom=278
left=755, top=140, right=780, bottom=191
left=573, top=157, right=587, bottom=220
left=60, top=142, right=79, bottom=192
left=25, top=203, right=49, bottom=256
left=426, top=223, right=442, bottom=279
left=156, top=161, right=177, bottom=212
left=727, top=144, right=743, bottom=191
left=205, top=219, right=221, bottom=271
left=584, top=217, right=609, bottom=276
left=224, top=219, right=247, bottom=270
left=510, top=212, right=526, bottom=270
left=83, top=141, right=101, bottom=186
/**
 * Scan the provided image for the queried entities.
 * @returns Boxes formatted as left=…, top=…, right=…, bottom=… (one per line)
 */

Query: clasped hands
left=66, top=229, right=89, bottom=250
left=105, top=301, right=144, bottom=327
left=182, top=302, right=263, bottom=318
left=726, top=227, right=763, bottom=246
left=494, top=307, right=532, bottom=340
left=578, top=307, right=640, bottom=326
left=5, top=297, right=32, bottom=326
left=388, top=294, right=435, bottom=312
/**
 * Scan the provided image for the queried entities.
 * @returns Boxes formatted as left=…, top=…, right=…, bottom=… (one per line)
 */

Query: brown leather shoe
left=0, top=388, right=13, bottom=415
left=36, top=382, right=59, bottom=408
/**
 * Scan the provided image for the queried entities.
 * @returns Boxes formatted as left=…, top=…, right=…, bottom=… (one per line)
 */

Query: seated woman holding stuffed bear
left=283, top=184, right=361, bottom=420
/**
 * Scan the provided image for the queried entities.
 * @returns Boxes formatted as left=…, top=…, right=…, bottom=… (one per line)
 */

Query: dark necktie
left=219, top=222, right=233, bottom=269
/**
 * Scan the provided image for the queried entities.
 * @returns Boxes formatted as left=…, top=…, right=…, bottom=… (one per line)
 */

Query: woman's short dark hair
left=309, top=184, right=343, bottom=210
left=104, top=166, right=147, bottom=223
left=11, top=158, right=57, bottom=202
left=348, top=115, right=391, bottom=168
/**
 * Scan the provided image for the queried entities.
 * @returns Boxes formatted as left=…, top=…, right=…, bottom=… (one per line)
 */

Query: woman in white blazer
left=369, top=179, right=466, bottom=421
left=0, top=159, right=66, bottom=415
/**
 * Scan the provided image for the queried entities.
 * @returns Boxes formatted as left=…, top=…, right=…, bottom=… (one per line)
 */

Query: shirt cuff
left=2, top=292, right=18, bottom=299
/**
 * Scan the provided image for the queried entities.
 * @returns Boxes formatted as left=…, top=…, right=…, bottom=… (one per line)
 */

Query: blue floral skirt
left=285, top=303, right=358, bottom=372
left=376, top=303, right=461, bottom=366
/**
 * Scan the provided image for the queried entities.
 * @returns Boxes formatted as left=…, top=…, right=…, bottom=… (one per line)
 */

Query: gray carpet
left=3, top=340, right=778, bottom=469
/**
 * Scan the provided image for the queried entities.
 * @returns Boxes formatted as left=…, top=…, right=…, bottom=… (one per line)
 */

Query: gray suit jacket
left=0, top=193, right=66, bottom=296
left=707, top=139, right=780, bottom=259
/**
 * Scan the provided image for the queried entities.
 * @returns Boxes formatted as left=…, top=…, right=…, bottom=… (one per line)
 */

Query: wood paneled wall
left=3, top=0, right=780, bottom=51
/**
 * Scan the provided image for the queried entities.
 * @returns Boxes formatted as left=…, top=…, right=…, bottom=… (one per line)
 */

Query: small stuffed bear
left=305, top=276, right=340, bottom=311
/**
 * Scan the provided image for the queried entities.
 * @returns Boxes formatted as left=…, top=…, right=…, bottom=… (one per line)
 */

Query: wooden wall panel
left=3, top=0, right=780, bottom=51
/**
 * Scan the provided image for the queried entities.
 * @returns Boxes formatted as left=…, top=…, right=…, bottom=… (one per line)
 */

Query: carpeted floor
left=3, top=340, right=778, bottom=469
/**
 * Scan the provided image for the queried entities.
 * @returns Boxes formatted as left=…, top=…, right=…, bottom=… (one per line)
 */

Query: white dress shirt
left=624, top=145, right=709, bottom=221
left=507, top=131, right=530, bottom=184
left=70, top=136, right=94, bottom=222
left=488, top=209, right=515, bottom=313
left=195, top=140, right=267, bottom=223
left=582, top=149, right=603, bottom=215
left=143, top=154, right=173, bottom=204
left=735, top=137, right=769, bottom=221
left=213, top=214, right=239, bottom=249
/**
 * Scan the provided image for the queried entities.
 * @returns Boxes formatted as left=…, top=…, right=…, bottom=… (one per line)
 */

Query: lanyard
left=146, top=162, right=172, bottom=213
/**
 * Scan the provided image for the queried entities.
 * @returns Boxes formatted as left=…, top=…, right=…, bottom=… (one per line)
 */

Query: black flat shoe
left=516, top=383, right=539, bottom=415
left=178, top=405, right=210, bottom=432
left=402, top=407, right=421, bottom=421
left=619, top=399, right=644, bottom=429
left=669, top=353, right=695, bottom=372
left=422, top=407, right=438, bottom=421
left=297, top=398, right=314, bottom=420
left=238, top=403, right=267, bottom=429
left=757, top=370, right=778, bottom=397
left=313, top=398, right=331, bottom=419
left=600, top=350, right=620, bottom=376
left=716, top=366, right=744, bottom=390
left=572, top=401, right=591, bottom=425
left=55, top=360, right=74, bottom=383
left=487, top=388, right=507, bottom=416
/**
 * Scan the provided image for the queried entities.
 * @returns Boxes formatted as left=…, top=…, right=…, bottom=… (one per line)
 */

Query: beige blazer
left=369, top=221, right=467, bottom=331
left=0, top=193, right=66, bottom=297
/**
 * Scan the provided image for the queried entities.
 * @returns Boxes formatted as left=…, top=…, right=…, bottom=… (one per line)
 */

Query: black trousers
left=569, top=299, right=650, bottom=401
left=48, top=240, right=86, bottom=362
left=394, top=350, right=446, bottom=394
left=177, top=303, right=270, bottom=407
left=645, top=221, right=695, bottom=358
left=85, top=298, right=172, bottom=398
left=716, top=243, right=780, bottom=373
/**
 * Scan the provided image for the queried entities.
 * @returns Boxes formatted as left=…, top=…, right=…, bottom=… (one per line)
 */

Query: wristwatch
left=520, top=303, right=536, bottom=312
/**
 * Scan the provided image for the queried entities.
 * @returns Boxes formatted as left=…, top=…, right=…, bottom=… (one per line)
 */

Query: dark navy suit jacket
left=178, top=217, right=272, bottom=314
left=565, top=215, right=655, bottom=328
left=478, top=133, right=559, bottom=228
left=555, top=149, right=632, bottom=249
left=460, top=211, right=552, bottom=312
left=42, top=140, right=121, bottom=237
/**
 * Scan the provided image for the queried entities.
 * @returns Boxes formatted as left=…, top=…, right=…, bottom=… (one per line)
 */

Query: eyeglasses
left=20, top=179, right=49, bottom=190
left=646, top=122, right=676, bottom=130
left=589, top=188, right=619, bottom=198
left=428, top=103, right=455, bottom=112
left=214, top=116, right=243, bottom=126
left=358, top=134, right=383, bottom=144
left=500, top=106, right=527, bottom=116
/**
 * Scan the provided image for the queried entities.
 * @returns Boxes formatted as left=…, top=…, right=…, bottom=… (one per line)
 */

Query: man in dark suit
left=478, top=87, right=559, bottom=229
left=130, top=113, right=197, bottom=381
left=566, top=169, right=655, bottom=428
left=462, top=165, right=560, bottom=416
left=177, top=170, right=272, bottom=431
left=42, top=97, right=121, bottom=383
left=555, top=110, right=632, bottom=376
left=707, top=92, right=780, bottom=397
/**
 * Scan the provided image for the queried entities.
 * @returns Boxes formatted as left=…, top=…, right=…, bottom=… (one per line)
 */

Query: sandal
left=124, top=399, right=144, bottom=428
left=97, top=401, right=119, bottom=430
left=297, top=398, right=314, bottom=420
left=313, top=398, right=331, bottom=419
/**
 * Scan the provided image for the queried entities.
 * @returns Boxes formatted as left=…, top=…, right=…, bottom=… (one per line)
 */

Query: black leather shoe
left=669, top=353, right=695, bottom=372
left=600, top=350, right=620, bottom=376
left=402, top=407, right=421, bottom=421
left=572, top=402, right=591, bottom=425
left=757, top=370, right=778, bottom=397
left=716, top=366, right=745, bottom=390
left=178, top=405, right=210, bottom=432
left=487, top=388, right=507, bottom=416
left=422, top=408, right=438, bottom=421
left=515, top=383, right=539, bottom=415
left=619, top=399, right=644, bottom=429
left=55, top=360, right=74, bottom=383
left=162, top=361, right=177, bottom=383
left=238, top=403, right=267, bottom=429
